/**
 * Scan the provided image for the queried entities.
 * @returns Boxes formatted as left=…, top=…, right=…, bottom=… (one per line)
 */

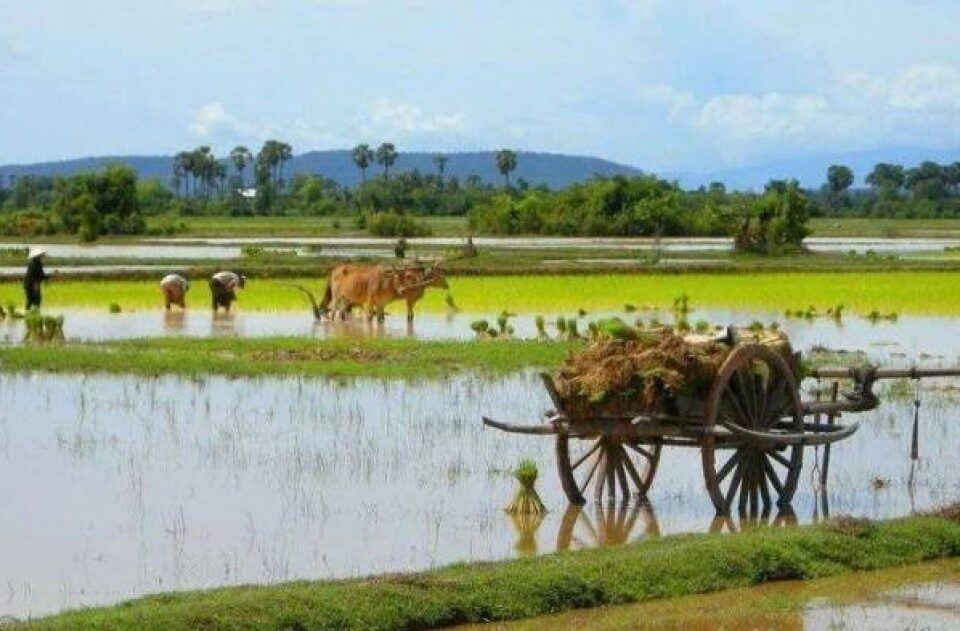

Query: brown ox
left=315, top=261, right=448, bottom=323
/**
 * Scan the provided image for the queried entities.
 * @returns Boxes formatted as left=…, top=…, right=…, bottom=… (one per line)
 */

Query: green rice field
left=2, top=270, right=959, bottom=315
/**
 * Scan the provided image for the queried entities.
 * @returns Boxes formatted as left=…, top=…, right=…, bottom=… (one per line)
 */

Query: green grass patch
left=3, top=271, right=960, bottom=314
left=149, top=215, right=471, bottom=237
left=0, top=337, right=576, bottom=379
left=809, top=217, right=960, bottom=238
left=16, top=509, right=960, bottom=630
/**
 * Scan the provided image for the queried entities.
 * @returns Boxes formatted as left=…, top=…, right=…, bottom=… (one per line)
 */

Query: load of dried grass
left=554, top=327, right=792, bottom=419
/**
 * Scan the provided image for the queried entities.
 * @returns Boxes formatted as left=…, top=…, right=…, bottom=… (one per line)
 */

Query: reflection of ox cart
left=484, top=331, right=960, bottom=514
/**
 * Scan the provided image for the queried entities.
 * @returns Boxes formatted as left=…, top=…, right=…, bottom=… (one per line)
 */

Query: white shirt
left=160, top=274, right=189, bottom=291
left=212, top=271, right=241, bottom=289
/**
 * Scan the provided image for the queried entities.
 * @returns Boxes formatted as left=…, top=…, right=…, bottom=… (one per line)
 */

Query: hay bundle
left=555, top=328, right=792, bottom=418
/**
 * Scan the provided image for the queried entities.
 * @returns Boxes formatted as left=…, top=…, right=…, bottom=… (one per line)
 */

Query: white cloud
left=188, top=102, right=264, bottom=138
left=361, top=97, right=469, bottom=137
left=638, top=84, right=694, bottom=121
left=641, top=63, right=960, bottom=161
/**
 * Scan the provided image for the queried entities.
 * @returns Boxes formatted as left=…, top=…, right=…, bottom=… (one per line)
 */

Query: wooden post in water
left=820, top=381, right=839, bottom=488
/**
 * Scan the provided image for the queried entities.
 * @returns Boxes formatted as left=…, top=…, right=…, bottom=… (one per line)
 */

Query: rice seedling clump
left=504, top=459, right=546, bottom=515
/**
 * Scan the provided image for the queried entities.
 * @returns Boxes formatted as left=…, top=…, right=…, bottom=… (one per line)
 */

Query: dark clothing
left=25, top=285, right=42, bottom=310
left=209, top=278, right=236, bottom=312
left=24, top=257, right=48, bottom=310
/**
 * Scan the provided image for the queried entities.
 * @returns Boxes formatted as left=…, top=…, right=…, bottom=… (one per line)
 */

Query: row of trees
left=817, top=161, right=960, bottom=217
left=348, top=143, right=518, bottom=186
left=468, top=174, right=810, bottom=252
left=0, top=164, right=148, bottom=240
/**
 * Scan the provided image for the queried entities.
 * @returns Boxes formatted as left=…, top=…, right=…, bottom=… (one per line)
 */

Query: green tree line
left=814, top=160, right=960, bottom=218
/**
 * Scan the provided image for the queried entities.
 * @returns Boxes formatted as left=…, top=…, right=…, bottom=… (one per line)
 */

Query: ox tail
left=318, top=274, right=334, bottom=316
left=285, top=283, right=325, bottom=320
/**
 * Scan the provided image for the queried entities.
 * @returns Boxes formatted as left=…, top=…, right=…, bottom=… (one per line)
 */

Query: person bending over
left=160, top=273, right=190, bottom=310
left=209, top=271, right=245, bottom=312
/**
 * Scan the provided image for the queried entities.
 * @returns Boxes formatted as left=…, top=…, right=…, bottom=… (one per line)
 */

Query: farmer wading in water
left=160, top=273, right=190, bottom=311
left=24, top=247, right=50, bottom=310
left=209, top=270, right=246, bottom=312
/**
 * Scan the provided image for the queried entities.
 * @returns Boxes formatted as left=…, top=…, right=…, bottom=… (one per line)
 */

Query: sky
left=4, top=0, right=960, bottom=173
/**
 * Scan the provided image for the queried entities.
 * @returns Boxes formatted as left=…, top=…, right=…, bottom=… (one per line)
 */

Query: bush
left=365, top=212, right=434, bottom=237
left=0, top=210, right=60, bottom=237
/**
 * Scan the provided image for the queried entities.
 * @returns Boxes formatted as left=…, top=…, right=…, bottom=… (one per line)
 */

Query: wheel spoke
left=769, top=450, right=792, bottom=469
left=762, top=456, right=785, bottom=496
left=579, top=448, right=603, bottom=495
left=621, top=448, right=646, bottom=492
left=738, top=461, right=750, bottom=513
left=716, top=450, right=741, bottom=483
left=736, top=369, right=758, bottom=425
left=571, top=440, right=603, bottom=470
left=724, top=461, right=745, bottom=508
left=721, top=388, right=749, bottom=426
left=592, top=453, right=607, bottom=502
left=758, top=464, right=772, bottom=509
left=614, top=447, right=631, bottom=499
left=605, top=448, right=618, bottom=501
left=626, top=442, right=655, bottom=461
left=753, top=373, right=767, bottom=429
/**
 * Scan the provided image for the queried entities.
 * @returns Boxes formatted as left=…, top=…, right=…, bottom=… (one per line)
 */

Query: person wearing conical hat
left=24, top=247, right=50, bottom=310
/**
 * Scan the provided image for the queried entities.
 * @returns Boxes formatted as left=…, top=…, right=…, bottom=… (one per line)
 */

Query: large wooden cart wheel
left=556, top=433, right=662, bottom=505
left=702, top=344, right=804, bottom=514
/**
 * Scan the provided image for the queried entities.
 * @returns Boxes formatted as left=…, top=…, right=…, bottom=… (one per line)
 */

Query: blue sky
left=4, top=0, right=960, bottom=172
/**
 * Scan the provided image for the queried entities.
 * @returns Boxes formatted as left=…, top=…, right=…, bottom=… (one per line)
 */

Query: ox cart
left=484, top=331, right=960, bottom=514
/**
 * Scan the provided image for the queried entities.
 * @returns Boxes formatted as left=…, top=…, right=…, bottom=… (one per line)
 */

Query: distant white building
left=238, top=188, right=257, bottom=199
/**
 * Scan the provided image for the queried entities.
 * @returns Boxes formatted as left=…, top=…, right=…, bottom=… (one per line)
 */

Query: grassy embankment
left=0, top=215, right=958, bottom=243
left=808, top=216, right=960, bottom=238
left=0, top=337, right=576, bottom=379
left=16, top=509, right=960, bottom=630
left=1, top=271, right=959, bottom=315
left=165, top=216, right=960, bottom=239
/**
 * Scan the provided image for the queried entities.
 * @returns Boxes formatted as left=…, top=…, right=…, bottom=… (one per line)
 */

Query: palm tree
left=229, top=146, right=252, bottom=189
left=352, top=143, right=373, bottom=184
left=174, top=151, right=193, bottom=197
left=277, top=142, right=293, bottom=191
left=171, top=153, right=187, bottom=198
left=375, top=142, right=398, bottom=179
left=192, top=146, right=215, bottom=198
left=495, top=149, right=518, bottom=187
left=214, top=161, right=228, bottom=197
left=256, top=140, right=281, bottom=188
left=433, top=154, right=447, bottom=184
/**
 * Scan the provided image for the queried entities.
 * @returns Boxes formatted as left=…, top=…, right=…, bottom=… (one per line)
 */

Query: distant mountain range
left=3, top=146, right=959, bottom=191
left=0, top=151, right=642, bottom=190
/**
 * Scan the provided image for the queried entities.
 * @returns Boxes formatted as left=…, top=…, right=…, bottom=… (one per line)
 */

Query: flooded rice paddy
left=3, top=320, right=960, bottom=617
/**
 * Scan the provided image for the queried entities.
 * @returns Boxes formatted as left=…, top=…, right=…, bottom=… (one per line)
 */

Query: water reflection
left=708, top=506, right=798, bottom=534
left=162, top=310, right=186, bottom=334
left=508, top=512, right=543, bottom=556
left=555, top=502, right=660, bottom=551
